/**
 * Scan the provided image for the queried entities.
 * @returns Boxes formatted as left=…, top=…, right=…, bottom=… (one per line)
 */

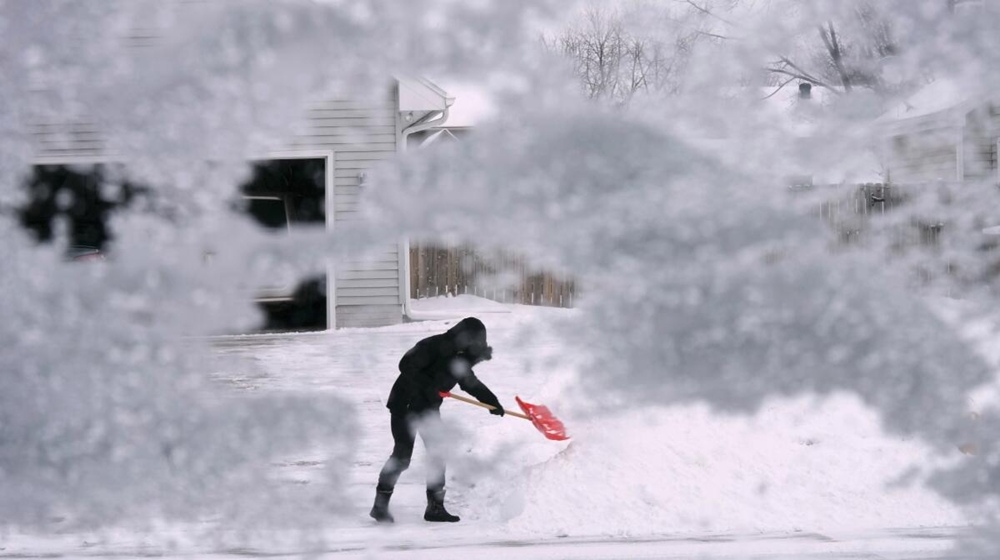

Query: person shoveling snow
left=370, top=317, right=504, bottom=524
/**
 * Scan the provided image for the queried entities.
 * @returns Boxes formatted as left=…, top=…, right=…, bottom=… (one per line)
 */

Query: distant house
left=760, top=82, right=884, bottom=188
left=877, top=79, right=999, bottom=184
left=404, top=82, right=493, bottom=148
left=26, top=77, right=456, bottom=330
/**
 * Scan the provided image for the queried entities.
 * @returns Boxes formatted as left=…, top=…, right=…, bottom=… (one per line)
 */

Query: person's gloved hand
left=489, top=402, right=505, bottom=416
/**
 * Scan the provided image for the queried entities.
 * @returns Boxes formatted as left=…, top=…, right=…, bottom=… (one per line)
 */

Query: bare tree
left=548, top=7, right=697, bottom=105
left=676, top=0, right=900, bottom=97
left=552, top=1, right=902, bottom=102
left=766, top=2, right=899, bottom=96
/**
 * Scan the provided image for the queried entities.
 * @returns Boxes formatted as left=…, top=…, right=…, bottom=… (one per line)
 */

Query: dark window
left=239, top=158, right=325, bottom=224
left=244, top=196, right=290, bottom=230
left=18, top=164, right=141, bottom=253
left=236, top=158, right=328, bottom=332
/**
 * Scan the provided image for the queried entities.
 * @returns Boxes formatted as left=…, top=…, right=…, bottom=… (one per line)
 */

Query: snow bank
left=353, top=298, right=974, bottom=538
left=44, top=295, right=967, bottom=550
left=476, top=394, right=966, bottom=537
left=397, top=299, right=973, bottom=538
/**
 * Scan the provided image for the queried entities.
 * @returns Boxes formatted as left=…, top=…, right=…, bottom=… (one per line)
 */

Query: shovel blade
left=516, top=396, right=570, bottom=441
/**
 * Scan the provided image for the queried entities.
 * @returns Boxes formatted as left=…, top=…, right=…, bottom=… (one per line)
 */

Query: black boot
left=369, top=487, right=394, bottom=523
left=424, top=489, right=460, bottom=523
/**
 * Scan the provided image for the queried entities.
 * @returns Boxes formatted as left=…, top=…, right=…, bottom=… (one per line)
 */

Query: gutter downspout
left=400, top=103, right=451, bottom=321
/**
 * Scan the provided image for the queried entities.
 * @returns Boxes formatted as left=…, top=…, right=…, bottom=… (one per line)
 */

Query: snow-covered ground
left=0, top=295, right=985, bottom=558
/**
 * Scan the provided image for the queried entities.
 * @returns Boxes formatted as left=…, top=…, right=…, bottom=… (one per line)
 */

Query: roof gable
left=398, top=77, right=454, bottom=112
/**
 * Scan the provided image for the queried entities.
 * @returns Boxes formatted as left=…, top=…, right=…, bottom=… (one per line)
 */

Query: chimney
left=798, top=82, right=812, bottom=100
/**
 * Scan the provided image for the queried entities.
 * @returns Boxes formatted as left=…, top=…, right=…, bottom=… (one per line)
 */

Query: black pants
left=376, top=409, right=446, bottom=493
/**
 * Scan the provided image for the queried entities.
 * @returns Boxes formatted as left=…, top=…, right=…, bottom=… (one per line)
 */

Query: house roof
left=398, top=77, right=454, bottom=112
left=876, top=79, right=970, bottom=124
left=396, top=79, right=495, bottom=130
left=756, top=84, right=884, bottom=184
left=397, top=78, right=497, bottom=131
left=757, top=83, right=833, bottom=138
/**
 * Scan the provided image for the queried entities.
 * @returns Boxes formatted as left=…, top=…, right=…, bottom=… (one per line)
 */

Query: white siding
left=289, top=93, right=404, bottom=328
left=962, top=106, right=999, bottom=180
left=30, top=120, right=108, bottom=161
left=22, top=8, right=411, bottom=331
left=886, top=127, right=960, bottom=183
left=335, top=304, right=403, bottom=329
left=28, top=91, right=406, bottom=330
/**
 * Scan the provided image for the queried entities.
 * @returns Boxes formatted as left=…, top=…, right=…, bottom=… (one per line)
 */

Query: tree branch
left=694, top=29, right=729, bottom=40
left=774, top=56, right=837, bottom=91
left=761, top=77, right=796, bottom=100
left=766, top=66, right=841, bottom=94
left=818, top=22, right=852, bottom=92
left=680, top=0, right=739, bottom=27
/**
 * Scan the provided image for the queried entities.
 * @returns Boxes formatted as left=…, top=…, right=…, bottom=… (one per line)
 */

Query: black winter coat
left=386, top=317, right=501, bottom=414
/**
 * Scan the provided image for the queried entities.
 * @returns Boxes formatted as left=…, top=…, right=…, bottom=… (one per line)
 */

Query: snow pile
left=342, top=300, right=973, bottom=538
left=483, top=395, right=967, bottom=537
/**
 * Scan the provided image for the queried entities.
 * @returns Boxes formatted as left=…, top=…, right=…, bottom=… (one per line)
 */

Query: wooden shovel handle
left=440, top=391, right=530, bottom=420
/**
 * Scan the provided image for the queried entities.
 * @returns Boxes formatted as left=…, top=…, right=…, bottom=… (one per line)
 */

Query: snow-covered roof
left=398, top=77, right=454, bottom=112
left=398, top=78, right=495, bottom=129
left=736, top=84, right=884, bottom=184
left=876, top=79, right=969, bottom=124
left=757, top=83, right=833, bottom=138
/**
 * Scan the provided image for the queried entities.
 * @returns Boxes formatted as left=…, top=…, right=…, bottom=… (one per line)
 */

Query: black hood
left=447, top=317, right=492, bottom=363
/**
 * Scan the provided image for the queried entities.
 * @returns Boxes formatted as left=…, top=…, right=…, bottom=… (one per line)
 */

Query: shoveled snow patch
left=410, top=294, right=513, bottom=318
left=474, top=394, right=969, bottom=538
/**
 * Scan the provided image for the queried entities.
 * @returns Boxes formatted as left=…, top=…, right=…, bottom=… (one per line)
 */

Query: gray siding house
left=29, top=78, right=455, bottom=330
left=878, top=79, right=999, bottom=184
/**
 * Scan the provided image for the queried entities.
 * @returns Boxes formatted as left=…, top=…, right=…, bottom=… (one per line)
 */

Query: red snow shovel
left=439, top=391, right=570, bottom=441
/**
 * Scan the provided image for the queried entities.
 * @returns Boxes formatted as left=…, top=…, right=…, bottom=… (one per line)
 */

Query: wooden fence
left=814, top=182, right=952, bottom=287
left=409, top=244, right=576, bottom=308
left=817, top=182, right=943, bottom=247
left=409, top=184, right=945, bottom=309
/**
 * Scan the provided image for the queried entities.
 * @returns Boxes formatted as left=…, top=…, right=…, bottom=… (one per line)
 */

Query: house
left=877, top=78, right=999, bottom=184
left=26, top=77, right=456, bottom=330
left=405, top=81, right=493, bottom=148
left=760, top=82, right=885, bottom=188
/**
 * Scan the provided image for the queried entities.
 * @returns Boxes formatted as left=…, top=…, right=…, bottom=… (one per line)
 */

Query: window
left=243, top=196, right=291, bottom=231
left=237, top=157, right=329, bottom=331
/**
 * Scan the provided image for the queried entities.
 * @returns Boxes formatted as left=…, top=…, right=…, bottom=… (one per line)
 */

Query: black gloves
left=489, top=401, right=505, bottom=416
